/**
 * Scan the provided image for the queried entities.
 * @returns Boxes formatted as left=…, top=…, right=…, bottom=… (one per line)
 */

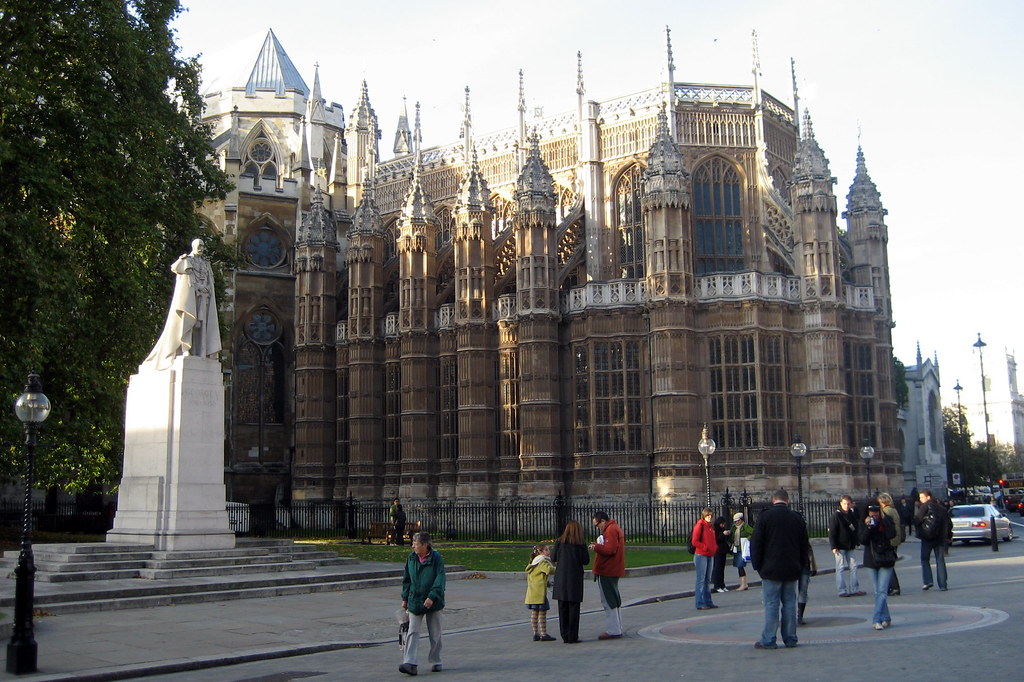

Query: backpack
left=919, top=509, right=940, bottom=541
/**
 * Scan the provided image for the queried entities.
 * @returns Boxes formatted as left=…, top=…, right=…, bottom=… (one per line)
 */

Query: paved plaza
left=6, top=524, right=1024, bottom=681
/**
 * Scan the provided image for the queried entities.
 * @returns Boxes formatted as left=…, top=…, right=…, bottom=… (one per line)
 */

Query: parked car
left=950, top=504, right=1014, bottom=543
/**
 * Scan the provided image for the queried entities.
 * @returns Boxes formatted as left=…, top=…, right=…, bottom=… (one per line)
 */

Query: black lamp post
left=698, top=424, right=716, bottom=509
left=953, top=380, right=965, bottom=494
left=860, top=439, right=875, bottom=499
left=974, top=334, right=993, bottom=491
left=791, top=434, right=807, bottom=513
left=7, top=371, right=51, bottom=675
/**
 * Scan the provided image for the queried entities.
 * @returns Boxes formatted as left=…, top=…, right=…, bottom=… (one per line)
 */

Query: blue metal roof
left=245, top=29, right=309, bottom=96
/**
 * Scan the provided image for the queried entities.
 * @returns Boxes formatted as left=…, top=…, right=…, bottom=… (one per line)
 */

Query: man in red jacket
left=589, top=511, right=625, bottom=639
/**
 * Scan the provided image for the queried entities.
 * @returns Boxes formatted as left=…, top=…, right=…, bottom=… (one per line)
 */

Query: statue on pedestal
left=144, top=238, right=221, bottom=369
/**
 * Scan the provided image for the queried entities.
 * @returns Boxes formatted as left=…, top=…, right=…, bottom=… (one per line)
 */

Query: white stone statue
left=144, top=239, right=221, bottom=370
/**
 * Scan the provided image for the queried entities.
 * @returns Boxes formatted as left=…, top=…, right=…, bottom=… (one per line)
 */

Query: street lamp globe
left=14, top=376, right=51, bottom=425
left=697, top=424, right=716, bottom=508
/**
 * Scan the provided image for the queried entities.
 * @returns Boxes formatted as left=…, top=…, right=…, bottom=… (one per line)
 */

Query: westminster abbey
left=199, top=29, right=898, bottom=505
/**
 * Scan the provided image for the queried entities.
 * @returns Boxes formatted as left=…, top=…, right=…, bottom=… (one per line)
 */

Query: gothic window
left=575, top=340, right=644, bottom=454
left=237, top=310, right=285, bottom=425
left=242, top=130, right=279, bottom=189
left=491, top=194, right=515, bottom=239
left=439, top=356, right=458, bottom=460
left=499, top=350, right=520, bottom=463
left=244, top=227, right=286, bottom=269
left=708, top=334, right=759, bottom=448
left=770, top=165, right=790, bottom=200
left=693, top=157, right=744, bottom=275
left=844, top=341, right=877, bottom=447
left=495, top=235, right=516, bottom=280
left=383, top=219, right=399, bottom=262
left=760, top=336, right=787, bottom=447
left=556, top=184, right=577, bottom=223
left=385, top=362, right=401, bottom=464
left=615, top=165, right=645, bottom=279
left=435, top=206, right=455, bottom=250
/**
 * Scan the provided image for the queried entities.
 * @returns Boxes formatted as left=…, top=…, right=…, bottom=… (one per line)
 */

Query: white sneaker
left=873, top=622, right=884, bottom=631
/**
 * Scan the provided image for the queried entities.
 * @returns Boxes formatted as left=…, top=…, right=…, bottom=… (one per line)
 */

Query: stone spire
left=393, top=96, right=411, bottom=156
left=576, top=51, right=585, bottom=97
left=791, top=58, right=801, bottom=138
left=793, top=110, right=832, bottom=182
left=296, top=116, right=312, bottom=173
left=352, top=80, right=375, bottom=128
left=402, top=102, right=435, bottom=225
left=350, top=172, right=383, bottom=236
left=457, top=88, right=491, bottom=214
left=309, top=63, right=326, bottom=124
left=297, top=186, right=335, bottom=245
left=845, top=145, right=884, bottom=214
left=642, top=105, right=689, bottom=210
left=515, top=132, right=556, bottom=216
left=462, top=86, right=473, bottom=163
left=517, top=70, right=527, bottom=168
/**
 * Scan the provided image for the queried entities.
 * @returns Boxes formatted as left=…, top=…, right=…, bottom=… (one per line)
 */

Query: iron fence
left=0, top=496, right=848, bottom=543
left=227, top=496, right=845, bottom=543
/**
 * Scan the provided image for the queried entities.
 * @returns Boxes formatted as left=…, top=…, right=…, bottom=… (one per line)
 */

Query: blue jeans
left=864, top=566, right=893, bottom=624
left=694, top=554, right=715, bottom=608
left=834, top=549, right=859, bottom=594
left=760, top=579, right=797, bottom=647
left=920, top=539, right=947, bottom=589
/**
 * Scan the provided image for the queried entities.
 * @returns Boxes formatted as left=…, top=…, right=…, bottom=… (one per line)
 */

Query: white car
left=950, top=504, right=1014, bottom=543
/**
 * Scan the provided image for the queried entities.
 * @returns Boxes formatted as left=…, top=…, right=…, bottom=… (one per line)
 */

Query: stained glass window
left=694, top=157, right=744, bottom=275
left=244, top=228, right=285, bottom=268
left=616, top=165, right=645, bottom=278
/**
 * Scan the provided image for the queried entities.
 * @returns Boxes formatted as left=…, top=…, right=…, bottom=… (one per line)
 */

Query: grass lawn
left=302, top=540, right=690, bottom=572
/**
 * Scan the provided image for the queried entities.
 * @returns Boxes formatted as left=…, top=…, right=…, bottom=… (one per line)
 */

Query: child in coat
left=525, top=544, right=555, bottom=641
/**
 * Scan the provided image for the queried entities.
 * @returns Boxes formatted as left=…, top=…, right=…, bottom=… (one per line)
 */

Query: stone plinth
left=107, top=356, right=235, bottom=551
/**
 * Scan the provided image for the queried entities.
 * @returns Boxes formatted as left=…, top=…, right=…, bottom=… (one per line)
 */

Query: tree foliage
left=892, top=357, right=908, bottom=408
left=0, top=1, right=231, bottom=491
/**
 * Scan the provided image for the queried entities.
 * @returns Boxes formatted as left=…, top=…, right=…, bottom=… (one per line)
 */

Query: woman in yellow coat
left=525, top=544, right=555, bottom=641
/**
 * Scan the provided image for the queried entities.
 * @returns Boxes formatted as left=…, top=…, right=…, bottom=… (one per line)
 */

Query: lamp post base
left=6, top=640, right=37, bottom=675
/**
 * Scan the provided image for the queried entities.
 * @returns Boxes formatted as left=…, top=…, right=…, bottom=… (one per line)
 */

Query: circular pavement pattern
left=637, top=603, right=1008, bottom=646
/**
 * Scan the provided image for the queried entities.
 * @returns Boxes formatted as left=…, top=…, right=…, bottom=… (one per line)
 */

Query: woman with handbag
left=878, top=493, right=904, bottom=595
left=730, top=512, right=753, bottom=591
left=857, top=504, right=897, bottom=631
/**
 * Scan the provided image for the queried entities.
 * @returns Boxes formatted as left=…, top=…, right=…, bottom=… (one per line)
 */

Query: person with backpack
left=914, top=489, right=951, bottom=591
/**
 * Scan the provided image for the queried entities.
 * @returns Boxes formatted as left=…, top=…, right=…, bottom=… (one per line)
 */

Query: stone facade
left=200, top=30, right=900, bottom=504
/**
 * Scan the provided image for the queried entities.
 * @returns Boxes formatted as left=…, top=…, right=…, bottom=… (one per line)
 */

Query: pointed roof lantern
left=245, top=29, right=309, bottom=96
left=393, top=96, right=412, bottom=155
left=351, top=172, right=384, bottom=236
left=643, top=104, right=689, bottom=209
left=793, top=109, right=832, bottom=182
left=845, top=145, right=885, bottom=214
left=515, top=131, right=556, bottom=215
left=298, top=186, right=336, bottom=245
left=402, top=102, right=435, bottom=225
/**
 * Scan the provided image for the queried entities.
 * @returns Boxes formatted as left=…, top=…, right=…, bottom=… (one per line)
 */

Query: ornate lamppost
left=791, top=434, right=807, bottom=513
left=698, top=424, right=716, bottom=509
left=860, top=439, right=875, bottom=499
left=7, top=371, right=51, bottom=675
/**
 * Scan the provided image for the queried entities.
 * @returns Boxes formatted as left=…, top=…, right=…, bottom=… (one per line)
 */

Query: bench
left=361, top=520, right=422, bottom=545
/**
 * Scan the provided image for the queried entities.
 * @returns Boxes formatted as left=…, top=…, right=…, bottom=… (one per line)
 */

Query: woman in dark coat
left=551, top=520, right=590, bottom=644
left=711, top=515, right=731, bottom=592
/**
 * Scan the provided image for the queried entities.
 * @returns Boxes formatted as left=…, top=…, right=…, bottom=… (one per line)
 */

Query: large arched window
left=615, top=165, right=645, bottom=278
left=693, top=157, right=744, bottom=275
left=241, top=129, right=279, bottom=189
left=237, top=309, right=285, bottom=425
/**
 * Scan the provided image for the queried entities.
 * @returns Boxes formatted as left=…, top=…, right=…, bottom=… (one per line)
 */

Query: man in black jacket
left=828, top=495, right=864, bottom=597
left=751, top=489, right=809, bottom=649
left=914, top=489, right=951, bottom=591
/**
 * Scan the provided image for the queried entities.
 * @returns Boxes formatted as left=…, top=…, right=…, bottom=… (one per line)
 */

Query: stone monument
left=107, top=239, right=235, bottom=550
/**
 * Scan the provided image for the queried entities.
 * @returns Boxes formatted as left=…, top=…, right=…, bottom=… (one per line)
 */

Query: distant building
left=197, top=29, right=899, bottom=505
left=900, top=347, right=948, bottom=494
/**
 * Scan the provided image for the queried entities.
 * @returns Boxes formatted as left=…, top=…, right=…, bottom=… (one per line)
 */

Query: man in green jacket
left=400, top=532, right=446, bottom=675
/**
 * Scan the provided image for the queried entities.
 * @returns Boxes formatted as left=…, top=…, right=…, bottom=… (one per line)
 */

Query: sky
left=173, top=0, right=1023, bottom=409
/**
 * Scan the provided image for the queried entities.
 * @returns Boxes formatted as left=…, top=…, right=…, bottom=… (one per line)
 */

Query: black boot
left=797, top=602, right=806, bottom=626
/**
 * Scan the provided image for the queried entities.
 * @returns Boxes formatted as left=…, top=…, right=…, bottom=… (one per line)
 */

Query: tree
left=942, top=405, right=989, bottom=487
left=0, top=1, right=231, bottom=491
left=892, top=357, right=908, bottom=408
